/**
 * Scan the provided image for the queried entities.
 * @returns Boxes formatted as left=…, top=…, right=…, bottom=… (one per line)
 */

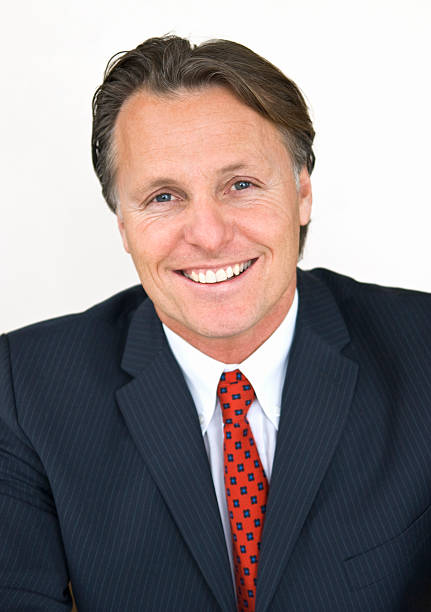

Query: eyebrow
left=217, top=162, right=251, bottom=174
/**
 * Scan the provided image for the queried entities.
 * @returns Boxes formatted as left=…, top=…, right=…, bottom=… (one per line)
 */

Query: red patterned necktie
left=217, top=370, right=269, bottom=612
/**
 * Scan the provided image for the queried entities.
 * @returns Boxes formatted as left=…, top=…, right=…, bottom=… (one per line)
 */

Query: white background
left=1, top=0, right=430, bottom=333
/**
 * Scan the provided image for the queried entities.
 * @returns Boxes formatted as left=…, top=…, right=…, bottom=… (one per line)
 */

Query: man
left=1, top=35, right=430, bottom=612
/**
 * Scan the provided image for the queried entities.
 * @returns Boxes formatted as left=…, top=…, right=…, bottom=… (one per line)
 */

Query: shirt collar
left=163, top=290, right=298, bottom=434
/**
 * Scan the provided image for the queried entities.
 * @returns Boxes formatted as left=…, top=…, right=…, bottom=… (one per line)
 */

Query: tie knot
left=217, top=369, right=255, bottom=426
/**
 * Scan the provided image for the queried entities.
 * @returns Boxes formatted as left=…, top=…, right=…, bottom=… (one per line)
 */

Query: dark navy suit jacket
left=1, top=268, right=431, bottom=611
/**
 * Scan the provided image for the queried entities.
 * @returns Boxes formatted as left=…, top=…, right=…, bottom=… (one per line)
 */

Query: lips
left=181, top=259, right=254, bottom=284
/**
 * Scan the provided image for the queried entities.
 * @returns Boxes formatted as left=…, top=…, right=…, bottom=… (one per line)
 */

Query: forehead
left=114, top=86, right=289, bottom=179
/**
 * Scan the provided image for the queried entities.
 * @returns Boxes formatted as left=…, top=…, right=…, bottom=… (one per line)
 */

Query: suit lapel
left=256, top=270, right=359, bottom=612
left=116, top=299, right=235, bottom=612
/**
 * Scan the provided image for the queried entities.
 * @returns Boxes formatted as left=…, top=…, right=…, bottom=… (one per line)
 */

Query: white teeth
left=206, top=270, right=217, bottom=283
left=216, top=268, right=227, bottom=282
left=183, top=260, right=253, bottom=284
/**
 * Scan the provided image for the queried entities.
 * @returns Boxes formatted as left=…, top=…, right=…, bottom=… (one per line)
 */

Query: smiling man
left=115, top=85, right=311, bottom=362
left=1, top=36, right=431, bottom=612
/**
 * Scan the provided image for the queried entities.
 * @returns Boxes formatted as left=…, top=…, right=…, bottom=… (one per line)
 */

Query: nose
left=183, top=195, right=234, bottom=254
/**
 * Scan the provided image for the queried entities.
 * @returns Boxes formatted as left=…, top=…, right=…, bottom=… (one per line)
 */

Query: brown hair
left=92, top=35, right=315, bottom=255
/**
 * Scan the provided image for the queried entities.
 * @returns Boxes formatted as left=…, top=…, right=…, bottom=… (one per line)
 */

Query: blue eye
left=233, top=181, right=251, bottom=191
left=155, top=193, right=172, bottom=202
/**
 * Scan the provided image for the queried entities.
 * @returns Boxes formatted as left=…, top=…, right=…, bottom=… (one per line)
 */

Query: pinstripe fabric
left=1, top=269, right=431, bottom=610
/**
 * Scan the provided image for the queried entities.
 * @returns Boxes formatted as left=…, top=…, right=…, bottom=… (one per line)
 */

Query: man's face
left=115, top=86, right=312, bottom=359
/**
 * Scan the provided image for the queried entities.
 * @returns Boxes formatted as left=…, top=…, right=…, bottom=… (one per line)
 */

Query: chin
left=183, top=316, right=255, bottom=341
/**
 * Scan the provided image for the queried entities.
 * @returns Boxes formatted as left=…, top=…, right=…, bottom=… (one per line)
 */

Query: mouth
left=179, top=258, right=256, bottom=284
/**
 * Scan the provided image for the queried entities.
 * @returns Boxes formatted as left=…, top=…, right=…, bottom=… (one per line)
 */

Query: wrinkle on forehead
left=117, top=85, right=284, bottom=150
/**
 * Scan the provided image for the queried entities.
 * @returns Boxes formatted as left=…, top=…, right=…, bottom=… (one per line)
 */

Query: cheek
left=242, top=199, right=299, bottom=246
left=122, top=225, right=156, bottom=273
left=124, top=217, right=173, bottom=261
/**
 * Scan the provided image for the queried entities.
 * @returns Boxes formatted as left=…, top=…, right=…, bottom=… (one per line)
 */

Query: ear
left=298, top=167, right=312, bottom=226
left=116, top=211, right=131, bottom=253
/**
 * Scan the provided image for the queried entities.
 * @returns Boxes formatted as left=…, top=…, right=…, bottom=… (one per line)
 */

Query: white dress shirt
left=163, top=291, right=298, bottom=573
